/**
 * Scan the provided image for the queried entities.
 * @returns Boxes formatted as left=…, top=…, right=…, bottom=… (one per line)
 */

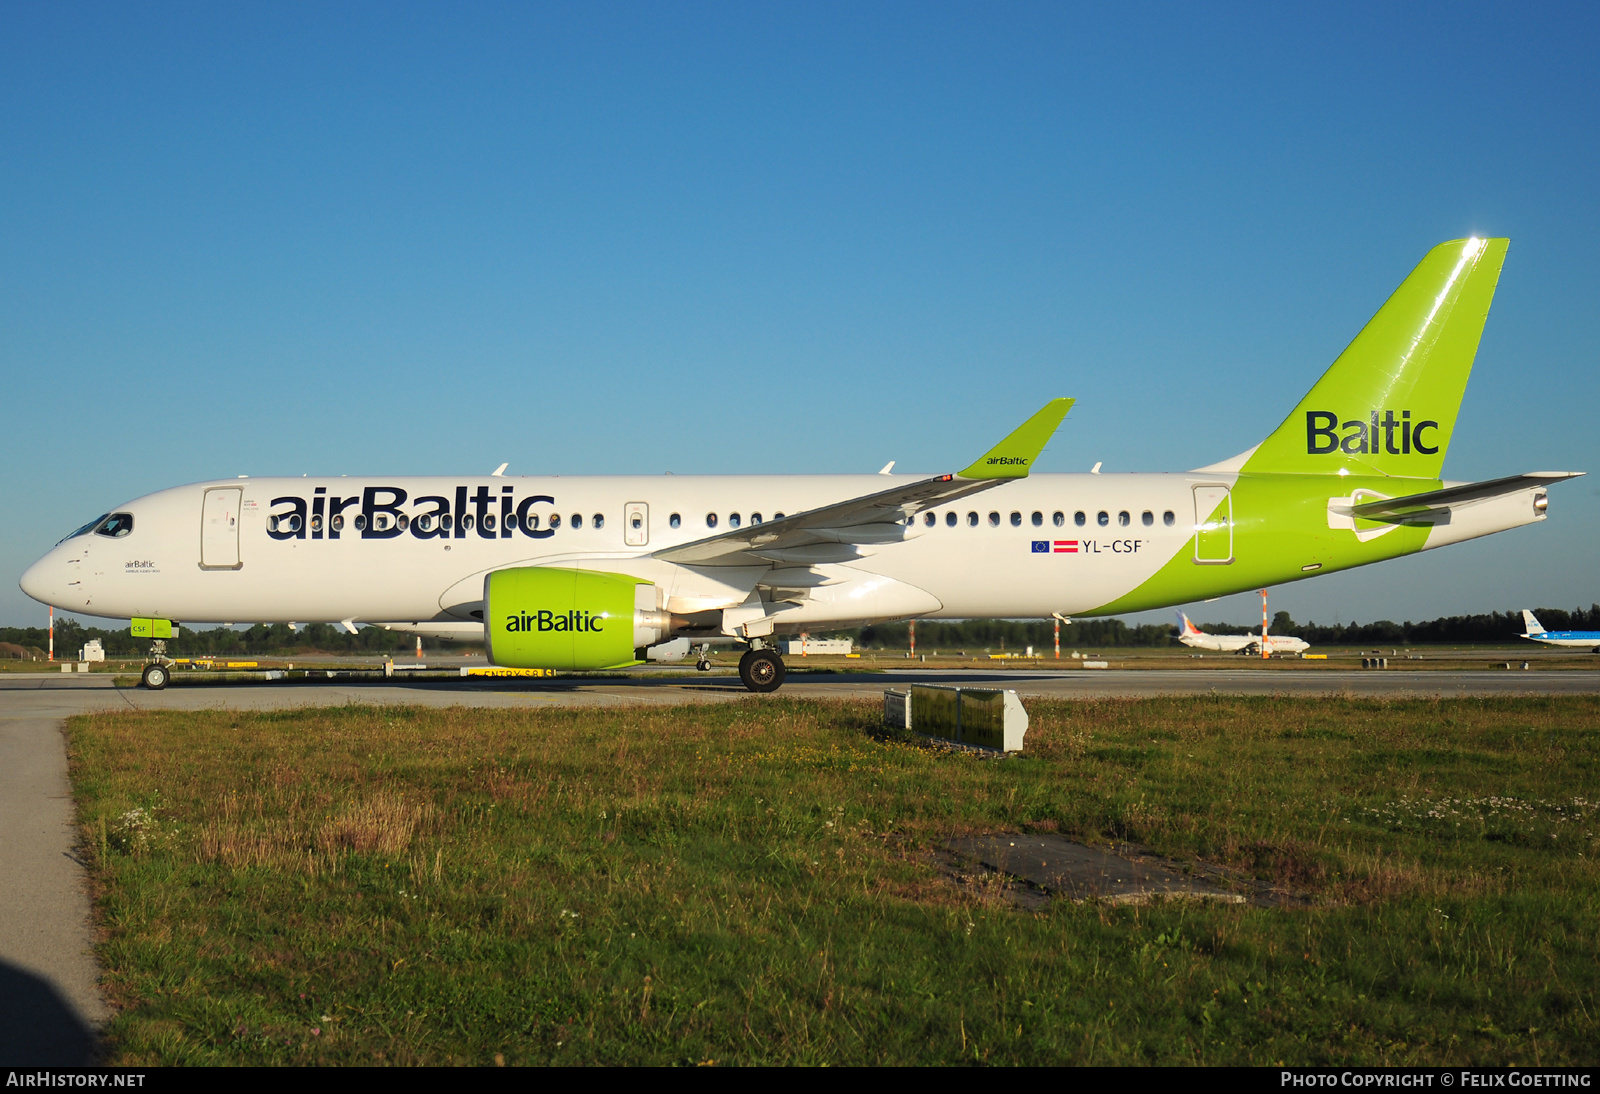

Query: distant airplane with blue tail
left=1519, top=611, right=1600, bottom=652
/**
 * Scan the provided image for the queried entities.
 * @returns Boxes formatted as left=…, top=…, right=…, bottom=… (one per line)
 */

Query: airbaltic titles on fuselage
left=260, top=483, right=1186, bottom=548
left=265, top=485, right=564, bottom=541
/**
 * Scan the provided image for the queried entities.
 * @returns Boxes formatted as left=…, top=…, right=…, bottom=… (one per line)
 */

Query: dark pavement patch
left=947, top=834, right=1250, bottom=906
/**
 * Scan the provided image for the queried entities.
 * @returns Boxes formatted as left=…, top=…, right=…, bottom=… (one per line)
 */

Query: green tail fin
left=1242, top=237, right=1508, bottom=478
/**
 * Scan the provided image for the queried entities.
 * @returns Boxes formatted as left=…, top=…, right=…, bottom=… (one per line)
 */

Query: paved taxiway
left=8, top=665, right=1600, bottom=717
left=3, top=665, right=1597, bottom=1063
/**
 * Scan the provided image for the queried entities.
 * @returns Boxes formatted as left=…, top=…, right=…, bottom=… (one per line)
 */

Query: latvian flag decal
left=1032, top=540, right=1080, bottom=553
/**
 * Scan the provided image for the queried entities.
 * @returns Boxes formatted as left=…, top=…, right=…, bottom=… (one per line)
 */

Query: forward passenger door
left=200, top=488, right=243, bottom=570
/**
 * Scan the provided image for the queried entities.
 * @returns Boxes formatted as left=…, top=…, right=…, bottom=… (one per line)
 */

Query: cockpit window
left=95, top=513, right=135, bottom=538
left=63, top=514, right=109, bottom=542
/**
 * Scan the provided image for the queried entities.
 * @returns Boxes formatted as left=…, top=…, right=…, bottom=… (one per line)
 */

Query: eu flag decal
left=1031, top=541, right=1049, bottom=553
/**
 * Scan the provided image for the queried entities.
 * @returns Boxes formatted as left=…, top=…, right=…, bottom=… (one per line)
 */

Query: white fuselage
left=21, top=472, right=1226, bottom=632
left=1522, top=634, right=1600, bottom=649
left=1177, top=631, right=1310, bottom=654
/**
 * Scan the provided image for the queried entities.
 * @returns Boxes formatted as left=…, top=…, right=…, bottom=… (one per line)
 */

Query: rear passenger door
left=1192, top=485, right=1232, bottom=564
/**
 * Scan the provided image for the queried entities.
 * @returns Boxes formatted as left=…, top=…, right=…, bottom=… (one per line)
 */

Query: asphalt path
left=3, top=664, right=1598, bottom=1064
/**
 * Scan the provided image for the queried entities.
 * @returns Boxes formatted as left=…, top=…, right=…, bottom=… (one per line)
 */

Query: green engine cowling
left=483, top=567, right=672, bottom=670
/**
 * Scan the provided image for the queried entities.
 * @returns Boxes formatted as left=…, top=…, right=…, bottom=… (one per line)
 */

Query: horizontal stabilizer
left=1348, top=472, right=1584, bottom=520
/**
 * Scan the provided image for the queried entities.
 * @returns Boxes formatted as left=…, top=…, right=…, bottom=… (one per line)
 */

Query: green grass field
left=69, top=696, right=1599, bottom=1065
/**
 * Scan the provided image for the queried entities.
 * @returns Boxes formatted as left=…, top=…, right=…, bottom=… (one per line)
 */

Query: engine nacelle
left=483, top=568, right=673, bottom=670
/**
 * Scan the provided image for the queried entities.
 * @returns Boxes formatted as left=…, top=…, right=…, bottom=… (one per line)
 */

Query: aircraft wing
left=653, top=398, right=1073, bottom=566
left=1349, top=472, right=1585, bottom=521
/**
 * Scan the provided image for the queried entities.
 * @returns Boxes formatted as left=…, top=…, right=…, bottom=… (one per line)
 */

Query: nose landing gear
left=140, top=638, right=172, bottom=690
left=738, top=646, right=786, bottom=693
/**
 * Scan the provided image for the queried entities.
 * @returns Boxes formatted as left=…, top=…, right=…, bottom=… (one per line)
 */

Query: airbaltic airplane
left=19, top=238, right=1585, bottom=692
left=1519, top=611, right=1600, bottom=653
left=1176, top=612, right=1310, bottom=656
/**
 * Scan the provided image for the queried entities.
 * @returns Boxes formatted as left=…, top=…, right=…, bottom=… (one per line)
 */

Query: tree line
left=0, top=621, right=419, bottom=659
left=853, top=605, right=1600, bottom=651
left=2, top=603, right=1595, bottom=660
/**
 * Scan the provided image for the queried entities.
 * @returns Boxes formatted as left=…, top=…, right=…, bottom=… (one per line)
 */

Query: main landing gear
left=737, top=646, right=786, bottom=693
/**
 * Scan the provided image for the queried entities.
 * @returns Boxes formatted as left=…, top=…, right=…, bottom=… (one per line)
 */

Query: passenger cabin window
left=729, top=513, right=741, bottom=528
left=483, top=514, right=496, bottom=531
left=1031, top=511, right=1043, bottom=527
left=375, top=515, right=390, bottom=531
left=967, top=512, right=978, bottom=527
left=526, top=514, right=540, bottom=530
left=946, top=512, right=957, bottom=527
left=1010, top=512, right=1022, bottom=527
left=1117, top=511, right=1130, bottom=527
left=924, top=512, right=936, bottom=526
left=311, top=514, right=325, bottom=532
left=706, top=513, right=718, bottom=528
left=331, top=514, right=345, bottom=531
left=1053, top=511, right=1064, bottom=527
left=1163, top=510, right=1175, bottom=526
left=439, top=514, right=452, bottom=531
left=571, top=514, right=583, bottom=528
left=547, top=514, right=560, bottom=529
left=593, top=514, right=605, bottom=530
left=1142, top=510, right=1154, bottom=526
left=505, top=514, right=519, bottom=530
left=1097, top=511, right=1109, bottom=527
left=988, top=511, right=1000, bottom=527
left=94, top=513, right=134, bottom=538
left=1074, top=511, right=1086, bottom=527
left=774, top=512, right=785, bottom=519
left=461, top=515, right=474, bottom=530
left=669, top=513, right=681, bottom=529
left=355, top=514, right=368, bottom=531
left=751, top=513, right=763, bottom=524
left=396, top=515, right=408, bottom=531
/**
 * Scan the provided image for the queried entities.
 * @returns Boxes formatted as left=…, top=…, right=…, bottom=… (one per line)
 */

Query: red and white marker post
left=1260, top=589, right=1270, bottom=660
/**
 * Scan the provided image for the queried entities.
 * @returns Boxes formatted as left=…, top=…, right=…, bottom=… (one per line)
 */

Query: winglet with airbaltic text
left=957, top=398, right=1074, bottom=480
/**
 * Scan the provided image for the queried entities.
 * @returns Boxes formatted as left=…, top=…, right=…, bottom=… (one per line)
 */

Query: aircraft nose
left=20, top=552, right=61, bottom=606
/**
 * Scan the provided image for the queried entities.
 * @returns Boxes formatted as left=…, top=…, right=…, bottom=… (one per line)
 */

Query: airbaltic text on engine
left=505, top=610, right=607, bottom=633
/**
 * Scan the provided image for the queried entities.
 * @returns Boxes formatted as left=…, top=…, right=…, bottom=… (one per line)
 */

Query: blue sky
left=3, top=2, right=1596, bottom=630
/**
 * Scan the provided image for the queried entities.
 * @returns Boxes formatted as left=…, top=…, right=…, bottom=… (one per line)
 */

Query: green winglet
left=958, top=397, right=1074, bottom=480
